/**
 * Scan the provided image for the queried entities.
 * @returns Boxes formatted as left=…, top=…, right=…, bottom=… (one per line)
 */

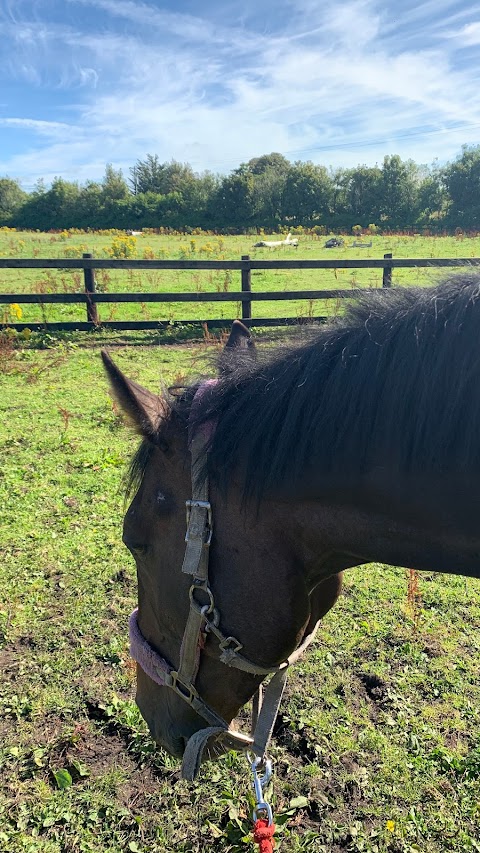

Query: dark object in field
left=102, top=273, right=480, bottom=779
left=325, top=237, right=344, bottom=248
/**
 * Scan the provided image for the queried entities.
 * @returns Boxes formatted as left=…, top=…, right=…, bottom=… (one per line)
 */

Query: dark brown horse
left=103, top=274, right=480, bottom=773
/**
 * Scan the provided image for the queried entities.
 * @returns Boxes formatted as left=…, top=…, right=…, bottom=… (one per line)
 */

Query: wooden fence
left=1, top=253, right=480, bottom=333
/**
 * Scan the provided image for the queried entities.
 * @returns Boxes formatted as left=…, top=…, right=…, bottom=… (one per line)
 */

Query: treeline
left=1, top=146, right=480, bottom=233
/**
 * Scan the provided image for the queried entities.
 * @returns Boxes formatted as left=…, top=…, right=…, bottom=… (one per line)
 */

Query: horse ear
left=101, top=350, right=167, bottom=437
left=224, top=320, right=256, bottom=354
left=219, top=320, right=256, bottom=375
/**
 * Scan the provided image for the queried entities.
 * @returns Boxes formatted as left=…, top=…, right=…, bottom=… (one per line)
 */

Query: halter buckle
left=169, top=671, right=199, bottom=705
left=185, top=500, right=213, bottom=545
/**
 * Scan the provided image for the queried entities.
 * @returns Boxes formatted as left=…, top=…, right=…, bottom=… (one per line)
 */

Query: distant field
left=1, top=229, right=480, bottom=330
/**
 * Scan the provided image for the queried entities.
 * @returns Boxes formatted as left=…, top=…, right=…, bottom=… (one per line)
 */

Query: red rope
left=253, top=819, right=276, bottom=852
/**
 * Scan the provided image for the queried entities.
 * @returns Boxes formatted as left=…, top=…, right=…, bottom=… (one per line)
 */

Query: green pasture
left=2, top=230, right=480, bottom=330
left=1, top=338, right=479, bottom=852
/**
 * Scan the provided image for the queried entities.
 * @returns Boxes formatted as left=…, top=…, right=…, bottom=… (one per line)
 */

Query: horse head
left=102, top=322, right=341, bottom=767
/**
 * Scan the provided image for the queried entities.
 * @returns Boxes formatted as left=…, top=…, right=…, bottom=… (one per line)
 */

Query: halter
left=129, top=382, right=321, bottom=780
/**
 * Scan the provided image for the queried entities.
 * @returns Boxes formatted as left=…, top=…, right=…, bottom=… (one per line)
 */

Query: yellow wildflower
left=10, top=303, right=22, bottom=320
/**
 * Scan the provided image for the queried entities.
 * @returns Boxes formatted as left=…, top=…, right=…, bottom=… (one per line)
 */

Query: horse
left=102, top=272, right=480, bottom=778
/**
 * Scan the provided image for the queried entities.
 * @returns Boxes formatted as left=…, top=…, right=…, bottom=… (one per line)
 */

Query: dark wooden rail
left=1, top=255, right=480, bottom=270
left=2, top=254, right=480, bottom=333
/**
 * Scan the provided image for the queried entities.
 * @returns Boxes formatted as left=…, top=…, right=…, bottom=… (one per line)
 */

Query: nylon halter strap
left=128, top=382, right=322, bottom=780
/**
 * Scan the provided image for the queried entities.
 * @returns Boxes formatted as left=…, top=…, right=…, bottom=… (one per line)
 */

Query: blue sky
left=1, top=0, right=480, bottom=189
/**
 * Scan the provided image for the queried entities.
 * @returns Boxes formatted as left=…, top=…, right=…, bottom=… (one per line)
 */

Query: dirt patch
left=68, top=725, right=135, bottom=777
left=356, top=672, right=388, bottom=702
left=422, top=637, right=445, bottom=658
left=273, top=713, right=326, bottom=767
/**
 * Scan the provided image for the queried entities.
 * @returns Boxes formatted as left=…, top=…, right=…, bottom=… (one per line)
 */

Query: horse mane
left=182, top=272, right=480, bottom=502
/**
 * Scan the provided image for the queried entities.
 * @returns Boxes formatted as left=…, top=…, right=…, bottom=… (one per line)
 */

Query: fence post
left=383, top=253, right=393, bottom=288
left=241, top=254, right=252, bottom=321
left=83, top=253, right=99, bottom=325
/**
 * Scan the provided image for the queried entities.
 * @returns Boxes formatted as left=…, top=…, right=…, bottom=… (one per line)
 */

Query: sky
left=1, top=0, right=480, bottom=190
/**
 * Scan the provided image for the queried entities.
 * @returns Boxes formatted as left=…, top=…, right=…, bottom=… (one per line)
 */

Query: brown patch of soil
left=356, top=672, right=388, bottom=702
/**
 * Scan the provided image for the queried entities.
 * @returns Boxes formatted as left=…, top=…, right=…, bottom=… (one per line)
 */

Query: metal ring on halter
left=202, top=604, right=220, bottom=630
left=189, top=583, right=215, bottom=614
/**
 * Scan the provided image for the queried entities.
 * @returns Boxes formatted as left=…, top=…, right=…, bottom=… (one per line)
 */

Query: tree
left=283, top=162, right=333, bottom=226
left=130, top=154, right=164, bottom=194
left=379, top=155, right=419, bottom=226
left=215, top=171, right=257, bottom=230
left=343, top=165, right=382, bottom=221
left=416, top=165, right=448, bottom=224
left=245, top=152, right=290, bottom=176
left=0, top=178, right=27, bottom=224
left=15, top=177, right=81, bottom=229
left=186, top=171, right=220, bottom=228
left=47, top=178, right=81, bottom=228
left=328, top=168, right=349, bottom=221
left=102, top=165, right=130, bottom=201
left=250, top=168, right=287, bottom=229
left=443, top=146, right=480, bottom=228
left=76, top=181, right=103, bottom=229
left=130, top=156, right=197, bottom=196
left=100, top=165, right=131, bottom=227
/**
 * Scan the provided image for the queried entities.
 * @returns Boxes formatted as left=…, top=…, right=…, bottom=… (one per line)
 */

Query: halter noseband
left=129, top=381, right=321, bottom=779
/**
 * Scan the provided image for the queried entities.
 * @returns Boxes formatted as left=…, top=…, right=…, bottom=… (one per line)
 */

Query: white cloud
left=0, top=118, right=75, bottom=135
left=455, top=21, right=480, bottom=45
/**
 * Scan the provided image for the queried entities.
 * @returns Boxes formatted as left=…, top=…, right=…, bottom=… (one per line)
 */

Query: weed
left=406, top=569, right=422, bottom=631
left=96, top=269, right=112, bottom=292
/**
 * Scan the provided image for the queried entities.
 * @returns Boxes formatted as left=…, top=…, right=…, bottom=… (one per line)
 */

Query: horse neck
left=283, top=472, right=480, bottom=583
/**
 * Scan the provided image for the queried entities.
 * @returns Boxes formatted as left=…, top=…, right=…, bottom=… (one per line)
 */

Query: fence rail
left=2, top=254, right=480, bottom=333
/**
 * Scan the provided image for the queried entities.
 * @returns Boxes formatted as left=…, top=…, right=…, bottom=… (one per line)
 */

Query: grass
left=2, top=229, right=480, bottom=330
left=1, top=283, right=480, bottom=851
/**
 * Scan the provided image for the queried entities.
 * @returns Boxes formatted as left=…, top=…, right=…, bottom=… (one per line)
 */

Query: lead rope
left=253, top=821, right=276, bottom=853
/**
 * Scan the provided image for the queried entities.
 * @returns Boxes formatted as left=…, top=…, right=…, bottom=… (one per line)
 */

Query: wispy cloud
left=453, top=21, right=480, bottom=46
left=0, top=0, right=480, bottom=187
left=0, top=118, right=76, bottom=135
